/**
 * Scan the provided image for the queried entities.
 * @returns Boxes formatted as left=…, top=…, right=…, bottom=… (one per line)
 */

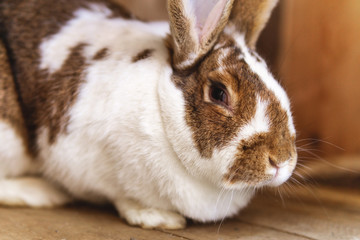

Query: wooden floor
left=1, top=156, right=360, bottom=240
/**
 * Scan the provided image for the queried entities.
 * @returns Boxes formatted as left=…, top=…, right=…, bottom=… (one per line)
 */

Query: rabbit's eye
left=209, top=83, right=229, bottom=107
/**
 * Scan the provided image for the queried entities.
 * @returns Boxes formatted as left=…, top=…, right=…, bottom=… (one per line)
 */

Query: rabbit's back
left=0, top=0, right=166, bottom=152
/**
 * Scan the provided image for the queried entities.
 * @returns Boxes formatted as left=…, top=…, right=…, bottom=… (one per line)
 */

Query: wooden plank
left=0, top=205, right=184, bottom=240
left=237, top=187, right=360, bottom=240
left=113, top=0, right=167, bottom=20
left=164, top=220, right=311, bottom=240
left=0, top=204, right=309, bottom=240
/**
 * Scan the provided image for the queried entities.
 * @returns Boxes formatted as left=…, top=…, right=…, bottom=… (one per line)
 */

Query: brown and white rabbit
left=0, top=0, right=297, bottom=229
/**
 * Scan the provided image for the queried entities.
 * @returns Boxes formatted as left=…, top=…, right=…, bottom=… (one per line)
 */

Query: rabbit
left=0, top=0, right=297, bottom=230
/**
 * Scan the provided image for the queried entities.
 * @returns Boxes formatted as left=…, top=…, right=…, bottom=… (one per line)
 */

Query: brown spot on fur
left=93, top=48, right=109, bottom=60
left=37, top=43, right=87, bottom=143
left=0, top=0, right=132, bottom=153
left=0, top=39, right=30, bottom=154
left=132, top=49, right=154, bottom=63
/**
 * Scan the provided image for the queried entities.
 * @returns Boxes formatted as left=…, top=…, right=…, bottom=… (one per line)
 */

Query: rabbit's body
left=0, top=0, right=297, bottom=229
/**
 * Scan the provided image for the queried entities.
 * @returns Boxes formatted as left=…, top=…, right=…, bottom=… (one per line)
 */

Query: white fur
left=224, top=26, right=296, bottom=135
left=218, top=47, right=231, bottom=64
left=0, top=121, right=69, bottom=208
left=0, top=121, right=35, bottom=178
left=114, top=198, right=186, bottom=229
left=267, top=160, right=294, bottom=187
left=237, top=96, right=270, bottom=139
left=266, top=155, right=297, bottom=187
left=0, top=177, right=71, bottom=207
left=39, top=6, right=169, bottom=74
left=214, top=41, right=226, bottom=50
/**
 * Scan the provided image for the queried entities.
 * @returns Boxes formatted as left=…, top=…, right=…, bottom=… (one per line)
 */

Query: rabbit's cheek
left=221, top=95, right=297, bottom=188
left=223, top=127, right=297, bottom=188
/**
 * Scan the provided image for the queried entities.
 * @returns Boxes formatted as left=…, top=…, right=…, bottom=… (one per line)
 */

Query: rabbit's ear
left=229, top=0, right=278, bottom=49
left=168, top=0, right=234, bottom=70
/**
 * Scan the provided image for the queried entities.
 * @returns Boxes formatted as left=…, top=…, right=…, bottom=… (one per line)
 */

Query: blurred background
left=115, top=0, right=360, bottom=175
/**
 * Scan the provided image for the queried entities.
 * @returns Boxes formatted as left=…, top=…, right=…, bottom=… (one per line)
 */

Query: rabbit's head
left=160, top=0, right=297, bottom=189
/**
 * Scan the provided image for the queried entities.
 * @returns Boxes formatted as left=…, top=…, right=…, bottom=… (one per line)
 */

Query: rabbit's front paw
left=126, top=208, right=186, bottom=230
left=115, top=198, right=186, bottom=229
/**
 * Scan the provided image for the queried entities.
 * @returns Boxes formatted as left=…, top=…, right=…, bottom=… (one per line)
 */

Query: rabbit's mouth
left=222, top=163, right=297, bottom=189
left=265, top=154, right=298, bottom=187
left=222, top=130, right=297, bottom=189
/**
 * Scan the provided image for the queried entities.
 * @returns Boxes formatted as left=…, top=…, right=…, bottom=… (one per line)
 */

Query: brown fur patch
left=0, top=0, right=131, bottom=153
left=132, top=49, right=154, bottom=63
left=0, top=39, right=30, bottom=154
left=37, top=44, right=87, bottom=143
left=93, top=48, right=109, bottom=61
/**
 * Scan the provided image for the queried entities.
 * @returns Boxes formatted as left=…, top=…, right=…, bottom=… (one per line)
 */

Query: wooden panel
left=278, top=0, right=360, bottom=156
left=257, top=3, right=283, bottom=74
left=0, top=205, right=182, bottom=240
left=165, top=221, right=310, bottom=240
left=113, top=0, right=167, bottom=20
left=0, top=205, right=311, bottom=240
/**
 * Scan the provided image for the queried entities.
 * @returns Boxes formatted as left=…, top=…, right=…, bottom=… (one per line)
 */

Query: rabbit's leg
left=0, top=177, right=72, bottom=207
left=0, top=122, right=71, bottom=208
left=0, top=123, right=71, bottom=207
left=114, top=198, right=186, bottom=230
left=0, top=121, right=34, bottom=178
left=0, top=122, right=72, bottom=208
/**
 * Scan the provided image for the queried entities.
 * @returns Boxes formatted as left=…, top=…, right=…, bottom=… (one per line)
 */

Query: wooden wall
left=278, top=0, right=360, bottom=156
left=114, top=0, right=360, bottom=157
left=114, top=0, right=167, bottom=20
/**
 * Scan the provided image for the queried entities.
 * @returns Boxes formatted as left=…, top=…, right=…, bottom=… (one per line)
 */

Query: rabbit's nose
left=268, top=157, right=277, bottom=168
left=268, top=156, right=289, bottom=169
